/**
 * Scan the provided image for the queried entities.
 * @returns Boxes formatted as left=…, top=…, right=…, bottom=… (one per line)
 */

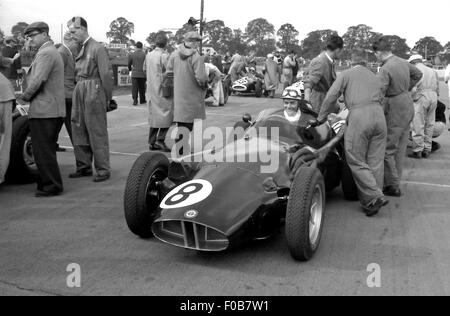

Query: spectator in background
left=204, top=56, right=225, bottom=107
left=282, top=51, right=296, bottom=89
left=264, top=54, right=279, bottom=98
left=56, top=31, right=79, bottom=153
left=303, top=35, right=344, bottom=113
left=167, top=31, right=208, bottom=156
left=128, top=41, right=147, bottom=106
left=0, top=72, right=15, bottom=186
left=17, top=22, right=66, bottom=197
left=0, top=36, right=22, bottom=86
left=373, top=36, right=422, bottom=198
left=211, top=52, right=224, bottom=74
left=228, top=51, right=246, bottom=82
left=144, top=32, right=173, bottom=152
left=408, top=54, right=439, bottom=159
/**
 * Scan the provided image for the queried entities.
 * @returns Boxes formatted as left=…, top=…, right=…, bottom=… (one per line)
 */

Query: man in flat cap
left=373, top=36, right=423, bottom=197
left=68, top=17, right=113, bottom=182
left=0, top=36, right=22, bottom=86
left=313, top=49, right=388, bottom=217
left=167, top=31, right=208, bottom=155
left=17, top=22, right=66, bottom=197
left=408, top=54, right=439, bottom=159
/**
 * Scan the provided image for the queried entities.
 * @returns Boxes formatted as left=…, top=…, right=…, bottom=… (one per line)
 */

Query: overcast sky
left=1, top=0, right=448, bottom=47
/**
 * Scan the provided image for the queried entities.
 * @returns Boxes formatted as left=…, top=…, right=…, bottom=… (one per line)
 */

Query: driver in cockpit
left=281, top=85, right=303, bottom=123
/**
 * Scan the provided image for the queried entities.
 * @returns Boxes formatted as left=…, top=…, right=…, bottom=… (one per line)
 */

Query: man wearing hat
left=167, top=31, right=208, bottom=155
left=408, top=54, right=440, bottom=159
left=68, top=17, right=113, bottom=183
left=0, top=36, right=22, bottom=85
left=17, top=22, right=66, bottom=197
left=316, top=49, right=388, bottom=217
left=373, top=36, right=423, bottom=198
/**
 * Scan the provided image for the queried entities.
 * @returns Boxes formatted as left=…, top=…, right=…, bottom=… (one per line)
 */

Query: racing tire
left=5, top=116, right=38, bottom=184
left=124, top=152, right=169, bottom=239
left=286, top=167, right=326, bottom=262
left=341, top=162, right=359, bottom=201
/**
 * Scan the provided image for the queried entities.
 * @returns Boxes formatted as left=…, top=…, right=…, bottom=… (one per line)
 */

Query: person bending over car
left=316, top=49, right=389, bottom=217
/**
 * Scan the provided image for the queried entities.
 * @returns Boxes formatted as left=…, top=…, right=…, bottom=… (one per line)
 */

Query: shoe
left=69, top=170, right=93, bottom=179
left=35, top=190, right=62, bottom=198
left=422, top=151, right=431, bottom=159
left=140, top=100, right=147, bottom=105
left=133, top=100, right=138, bottom=106
left=383, top=186, right=402, bottom=197
left=153, top=141, right=171, bottom=153
left=408, top=152, right=422, bottom=159
left=362, top=197, right=389, bottom=217
left=93, top=174, right=111, bottom=183
left=431, top=142, right=441, bottom=153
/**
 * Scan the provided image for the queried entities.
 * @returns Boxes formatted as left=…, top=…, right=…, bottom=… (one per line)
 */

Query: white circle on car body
left=160, top=180, right=213, bottom=210
left=185, top=210, right=199, bottom=219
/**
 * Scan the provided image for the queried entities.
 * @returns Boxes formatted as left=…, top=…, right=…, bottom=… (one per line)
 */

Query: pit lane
left=0, top=85, right=449, bottom=296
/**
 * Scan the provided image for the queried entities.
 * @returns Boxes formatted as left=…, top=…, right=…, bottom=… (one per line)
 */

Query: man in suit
left=17, top=22, right=66, bottom=197
left=128, top=41, right=146, bottom=106
left=303, top=35, right=344, bottom=113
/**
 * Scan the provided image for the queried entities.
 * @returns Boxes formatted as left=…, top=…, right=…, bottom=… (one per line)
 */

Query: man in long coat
left=167, top=31, right=208, bottom=155
left=264, top=54, right=279, bottom=98
left=144, top=32, right=173, bottom=152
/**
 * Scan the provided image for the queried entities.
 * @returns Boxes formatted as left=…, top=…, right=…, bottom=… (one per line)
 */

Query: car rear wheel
left=341, top=161, right=359, bottom=201
left=5, top=116, right=38, bottom=184
left=255, top=81, right=263, bottom=98
left=124, top=152, right=169, bottom=238
left=286, top=167, right=326, bottom=262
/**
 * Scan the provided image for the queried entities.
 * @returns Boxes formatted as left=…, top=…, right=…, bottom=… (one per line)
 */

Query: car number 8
left=160, top=180, right=213, bottom=209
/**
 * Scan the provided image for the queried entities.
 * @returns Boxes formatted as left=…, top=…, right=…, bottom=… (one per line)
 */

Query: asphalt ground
left=0, top=84, right=449, bottom=296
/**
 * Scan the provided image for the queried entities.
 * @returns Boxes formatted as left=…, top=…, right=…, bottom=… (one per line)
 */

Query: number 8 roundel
left=160, top=180, right=213, bottom=210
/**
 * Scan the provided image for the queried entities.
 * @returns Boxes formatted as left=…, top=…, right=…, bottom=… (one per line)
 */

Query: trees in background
left=106, top=17, right=135, bottom=44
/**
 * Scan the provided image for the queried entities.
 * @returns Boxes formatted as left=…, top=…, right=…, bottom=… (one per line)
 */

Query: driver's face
left=284, top=99, right=299, bottom=117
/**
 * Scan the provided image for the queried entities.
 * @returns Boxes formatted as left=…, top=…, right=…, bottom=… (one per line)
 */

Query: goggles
left=282, top=89, right=301, bottom=99
left=26, top=32, right=43, bottom=40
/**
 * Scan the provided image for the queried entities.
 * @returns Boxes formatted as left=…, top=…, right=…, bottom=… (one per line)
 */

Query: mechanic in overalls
left=68, top=17, right=113, bottom=183
left=373, top=36, right=423, bottom=197
left=317, top=49, right=389, bottom=217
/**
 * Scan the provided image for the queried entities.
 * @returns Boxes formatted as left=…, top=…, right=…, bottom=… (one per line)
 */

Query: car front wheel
left=124, top=152, right=169, bottom=238
left=286, top=167, right=326, bottom=262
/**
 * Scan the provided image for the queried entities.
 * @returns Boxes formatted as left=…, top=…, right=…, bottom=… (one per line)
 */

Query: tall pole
left=200, top=0, right=204, bottom=55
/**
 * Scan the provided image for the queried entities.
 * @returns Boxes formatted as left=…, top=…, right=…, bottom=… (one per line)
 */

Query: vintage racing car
left=123, top=98, right=357, bottom=262
left=231, top=69, right=266, bottom=97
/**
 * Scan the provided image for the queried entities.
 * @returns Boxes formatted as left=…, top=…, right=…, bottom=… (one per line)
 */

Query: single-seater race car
left=231, top=68, right=266, bottom=97
left=123, top=88, right=357, bottom=262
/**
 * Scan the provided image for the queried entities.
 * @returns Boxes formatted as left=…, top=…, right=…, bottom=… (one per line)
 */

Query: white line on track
left=404, top=181, right=450, bottom=189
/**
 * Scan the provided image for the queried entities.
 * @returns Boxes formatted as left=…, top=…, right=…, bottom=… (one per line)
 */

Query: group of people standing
left=299, top=35, right=442, bottom=216
left=128, top=31, right=209, bottom=154
left=0, top=17, right=113, bottom=197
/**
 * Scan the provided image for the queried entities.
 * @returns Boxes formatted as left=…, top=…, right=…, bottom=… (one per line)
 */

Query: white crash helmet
left=282, top=81, right=305, bottom=101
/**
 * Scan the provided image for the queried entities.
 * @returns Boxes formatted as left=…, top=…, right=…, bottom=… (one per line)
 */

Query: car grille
left=152, top=221, right=229, bottom=252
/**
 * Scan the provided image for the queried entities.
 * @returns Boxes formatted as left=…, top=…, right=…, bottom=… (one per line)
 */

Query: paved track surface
left=1, top=85, right=449, bottom=296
